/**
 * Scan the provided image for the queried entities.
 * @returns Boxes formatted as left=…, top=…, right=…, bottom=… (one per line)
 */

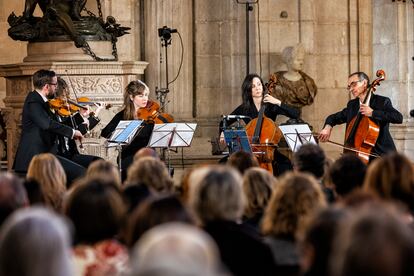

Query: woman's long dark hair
left=241, top=73, right=266, bottom=111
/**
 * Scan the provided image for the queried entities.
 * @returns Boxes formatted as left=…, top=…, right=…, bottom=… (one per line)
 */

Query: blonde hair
left=262, top=172, right=326, bottom=240
left=86, top=159, right=121, bottom=187
left=123, top=80, right=149, bottom=120
left=27, top=153, right=67, bottom=211
left=189, top=166, right=244, bottom=223
left=125, top=157, right=173, bottom=193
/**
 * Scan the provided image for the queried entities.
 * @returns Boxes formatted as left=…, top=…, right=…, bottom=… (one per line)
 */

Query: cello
left=343, top=69, right=385, bottom=163
left=245, top=88, right=283, bottom=173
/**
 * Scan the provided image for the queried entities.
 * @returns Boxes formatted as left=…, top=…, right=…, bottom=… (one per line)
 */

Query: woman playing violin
left=53, top=77, right=103, bottom=176
left=219, top=73, right=300, bottom=175
left=101, top=80, right=155, bottom=180
left=318, top=72, right=403, bottom=159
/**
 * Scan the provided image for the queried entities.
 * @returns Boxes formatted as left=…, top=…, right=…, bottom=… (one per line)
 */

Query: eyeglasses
left=48, top=83, right=58, bottom=86
left=347, top=80, right=362, bottom=90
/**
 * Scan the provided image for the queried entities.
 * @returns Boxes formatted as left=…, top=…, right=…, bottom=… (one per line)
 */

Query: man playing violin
left=319, top=71, right=403, bottom=158
left=13, top=69, right=84, bottom=184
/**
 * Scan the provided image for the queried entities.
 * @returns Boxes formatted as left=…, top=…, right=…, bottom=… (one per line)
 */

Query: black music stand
left=223, top=129, right=252, bottom=154
left=148, top=123, right=197, bottom=172
left=278, top=124, right=316, bottom=152
left=108, top=120, right=143, bottom=175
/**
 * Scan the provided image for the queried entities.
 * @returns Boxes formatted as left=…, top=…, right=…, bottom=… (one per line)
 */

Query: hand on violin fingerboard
left=263, top=94, right=281, bottom=106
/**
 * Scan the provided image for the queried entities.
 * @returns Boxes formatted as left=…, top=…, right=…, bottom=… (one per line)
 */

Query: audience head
left=122, top=184, right=151, bottom=214
left=329, top=154, right=367, bottom=198
left=64, top=178, right=126, bottom=244
left=27, top=153, right=66, bottom=211
left=0, top=172, right=28, bottom=226
left=227, top=151, right=259, bottom=175
left=189, top=166, right=244, bottom=224
left=293, top=143, right=326, bottom=179
left=242, top=167, right=274, bottom=219
left=86, top=159, right=121, bottom=187
left=126, top=195, right=193, bottom=247
left=123, top=80, right=150, bottom=120
left=301, top=207, right=350, bottom=276
left=331, top=204, right=414, bottom=276
left=126, top=157, right=173, bottom=194
left=363, top=152, right=414, bottom=212
left=262, top=172, right=327, bottom=240
left=0, top=207, right=73, bottom=276
left=134, top=147, right=159, bottom=162
left=130, top=223, right=221, bottom=276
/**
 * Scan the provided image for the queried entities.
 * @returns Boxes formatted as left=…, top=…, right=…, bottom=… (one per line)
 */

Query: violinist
left=53, top=77, right=103, bottom=172
left=101, top=80, right=155, bottom=180
left=13, top=69, right=83, bottom=183
left=219, top=74, right=300, bottom=175
left=318, top=71, right=403, bottom=158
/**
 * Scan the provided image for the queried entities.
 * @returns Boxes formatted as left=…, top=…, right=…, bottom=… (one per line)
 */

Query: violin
left=136, top=100, right=174, bottom=123
left=48, top=98, right=82, bottom=117
left=70, top=97, right=112, bottom=109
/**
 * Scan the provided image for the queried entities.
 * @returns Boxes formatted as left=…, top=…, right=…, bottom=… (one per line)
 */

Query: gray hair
left=0, top=207, right=73, bottom=276
left=130, top=222, right=221, bottom=276
left=189, top=166, right=244, bottom=223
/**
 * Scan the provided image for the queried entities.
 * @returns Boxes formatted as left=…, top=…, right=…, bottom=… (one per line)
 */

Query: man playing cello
left=318, top=71, right=403, bottom=160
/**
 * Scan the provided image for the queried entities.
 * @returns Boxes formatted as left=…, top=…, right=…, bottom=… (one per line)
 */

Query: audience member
left=130, top=223, right=223, bottom=276
left=126, top=195, right=193, bottom=247
left=227, top=151, right=259, bottom=175
left=64, top=178, right=128, bottom=276
left=189, top=165, right=276, bottom=276
left=293, top=144, right=334, bottom=203
left=0, top=172, right=28, bottom=226
left=125, top=156, right=173, bottom=194
left=26, top=153, right=67, bottom=211
left=0, top=207, right=73, bottom=276
left=262, top=171, right=327, bottom=276
left=363, top=152, right=414, bottom=214
left=300, top=207, right=350, bottom=276
left=133, top=147, right=159, bottom=162
left=330, top=204, right=414, bottom=276
left=122, top=183, right=151, bottom=214
left=329, top=154, right=367, bottom=200
left=86, top=159, right=122, bottom=187
left=242, top=167, right=275, bottom=232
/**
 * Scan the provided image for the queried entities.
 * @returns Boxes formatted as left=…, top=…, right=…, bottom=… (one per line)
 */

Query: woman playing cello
left=220, top=74, right=300, bottom=175
left=101, top=80, right=156, bottom=180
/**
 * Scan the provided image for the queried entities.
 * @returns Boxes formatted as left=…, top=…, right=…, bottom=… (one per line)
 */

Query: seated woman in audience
left=130, top=223, right=223, bottom=276
left=330, top=203, right=414, bottom=276
left=64, top=178, right=128, bottom=276
left=242, top=167, right=275, bottom=232
left=26, top=153, right=67, bottom=211
left=125, top=156, right=173, bottom=194
left=125, top=195, right=193, bottom=247
left=189, top=165, right=276, bottom=276
left=262, top=172, right=327, bottom=276
left=0, top=207, right=73, bottom=276
left=227, top=151, right=259, bottom=175
left=363, top=152, right=414, bottom=215
left=86, top=159, right=121, bottom=187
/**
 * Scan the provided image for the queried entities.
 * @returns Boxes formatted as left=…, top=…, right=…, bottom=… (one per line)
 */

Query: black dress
left=101, top=110, right=154, bottom=179
left=220, top=102, right=300, bottom=176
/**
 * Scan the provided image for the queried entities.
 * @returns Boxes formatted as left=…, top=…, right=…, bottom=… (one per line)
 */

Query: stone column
left=0, top=60, right=147, bottom=170
left=373, top=0, right=414, bottom=159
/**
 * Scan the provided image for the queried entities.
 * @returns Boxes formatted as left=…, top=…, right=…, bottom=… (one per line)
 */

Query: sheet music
left=279, top=124, right=317, bottom=152
left=149, top=123, right=197, bottom=148
left=107, top=120, right=143, bottom=148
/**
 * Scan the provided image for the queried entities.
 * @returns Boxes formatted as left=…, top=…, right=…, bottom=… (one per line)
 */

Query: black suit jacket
left=13, top=91, right=74, bottom=172
left=324, top=94, right=403, bottom=156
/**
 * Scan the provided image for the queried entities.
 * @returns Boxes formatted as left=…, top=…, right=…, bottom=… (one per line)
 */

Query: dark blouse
left=101, top=110, right=154, bottom=162
left=220, top=102, right=300, bottom=131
